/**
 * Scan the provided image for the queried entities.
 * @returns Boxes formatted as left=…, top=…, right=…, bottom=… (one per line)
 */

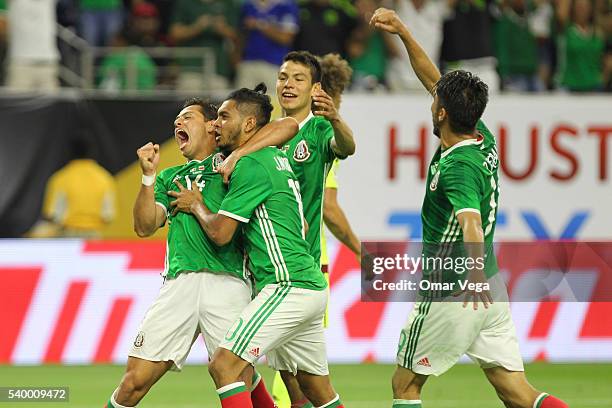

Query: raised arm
left=370, top=7, right=441, bottom=94
left=216, top=117, right=299, bottom=183
left=133, top=143, right=166, bottom=237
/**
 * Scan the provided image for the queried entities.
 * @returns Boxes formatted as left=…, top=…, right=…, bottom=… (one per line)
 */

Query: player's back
left=421, top=120, right=500, bottom=279
left=220, top=147, right=326, bottom=293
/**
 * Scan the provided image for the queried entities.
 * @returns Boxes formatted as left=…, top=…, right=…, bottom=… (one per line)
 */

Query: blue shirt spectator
left=236, top=0, right=298, bottom=90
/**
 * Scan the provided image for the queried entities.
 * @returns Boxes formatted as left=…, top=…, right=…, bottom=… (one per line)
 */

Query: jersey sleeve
left=440, top=161, right=483, bottom=216
left=218, top=157, right=272, bottom=223
left=154, top=172, right=170, bottom=218
left=325, top=159, right=339, bottom=189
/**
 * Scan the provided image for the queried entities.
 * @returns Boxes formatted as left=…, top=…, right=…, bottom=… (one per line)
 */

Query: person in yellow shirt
left=35, top=138, right=117, bottom=237
left=273, top=53, right=361, bottom=408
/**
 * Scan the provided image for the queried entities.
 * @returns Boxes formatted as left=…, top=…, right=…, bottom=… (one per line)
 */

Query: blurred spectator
left=132, top=0, right=174, bottom=37
left=384, top=0, right=451, bottom=92
left=529, top=0, right=555, bottom=89
left=293, top=0, right=358, bottom=58
left=127, top=2, right=165, bottom=47
left=79, top=0, right=124, bottom=47
left=6, top=0, right=60, bottom=91
left=236, top=0, right=299, bottom=91
left=441, top=0, right=500, bottom=92
left=0, top=0, right=6, bottom=84
left=348, top=0, right=394, bottom=91
left=169, top=0, right=239, bottom=91
left=556, top=0, right=605, bottom=91
left=99, top=28, right=157, bottom=91
left=33, top=138, right=117, bottom=238
left=494, top=0, right=544, bottom=92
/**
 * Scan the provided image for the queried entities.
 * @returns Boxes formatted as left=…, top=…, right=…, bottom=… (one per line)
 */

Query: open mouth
left=281, top=91, right=298, bottom=101
left=175, top=129, right=189, bottom=149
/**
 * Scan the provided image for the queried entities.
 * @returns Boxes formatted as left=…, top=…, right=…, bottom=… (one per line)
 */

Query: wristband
left=142, top=173, right=156, bottom=186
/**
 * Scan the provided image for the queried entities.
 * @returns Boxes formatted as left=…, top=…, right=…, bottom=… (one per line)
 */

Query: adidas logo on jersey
left=416, top=357, right=431, bottom=367
left=249, top=347, right=260, bottom=358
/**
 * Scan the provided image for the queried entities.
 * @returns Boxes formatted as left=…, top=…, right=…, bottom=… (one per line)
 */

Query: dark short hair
left=226, top=83, right=273, bottom=127
left=283, top=51, right=322, bottom=84
left=182, top=97, right=218, bottom=121
left=432, top=70, right=489, bottom=134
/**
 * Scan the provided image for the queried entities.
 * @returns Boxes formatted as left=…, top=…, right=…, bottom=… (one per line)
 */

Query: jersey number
left=288, top=179, right=306, bottom=239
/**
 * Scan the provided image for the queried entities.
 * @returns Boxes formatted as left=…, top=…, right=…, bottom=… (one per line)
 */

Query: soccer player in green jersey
left=371, top=8, right=569, bottom=408
left=105, top=98, right=297, bottom=408
left=169, top=84, right=345, bottom=408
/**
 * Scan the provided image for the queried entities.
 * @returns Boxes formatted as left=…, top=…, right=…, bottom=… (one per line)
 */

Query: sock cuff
left=217, top=381, right=247, bottom=399
left=251, top=371, right=262, bottom=389
left=317, top=394, right=341, bottom=408
left=110, top=389, right=132, bottom=408
left=534, top=393, right=549, bottom=408
left=393, top=399, right=422, bottom=406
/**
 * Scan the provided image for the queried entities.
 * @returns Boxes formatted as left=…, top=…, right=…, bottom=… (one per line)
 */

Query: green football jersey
left=154, top=152, right=246, bottom=280
left=283, top=113, right=337, bottom=267
left=421, top=120, right=500, bottom=279
left=218, top=147, right=327, bottom=293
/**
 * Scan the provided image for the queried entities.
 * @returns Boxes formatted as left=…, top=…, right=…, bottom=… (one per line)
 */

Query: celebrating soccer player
left=169, top=83, right=345, bottom=408
left=370, top=7, right=569, bottom=408
left=104, top=99, right=297, bottom=408
left=217, top=50, right=357, bottom=408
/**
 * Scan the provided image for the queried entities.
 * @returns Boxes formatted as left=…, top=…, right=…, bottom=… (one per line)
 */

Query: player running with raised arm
left=371, top=8, right=569, bottom=408
left=169, top=83, right=346, bottom=408
left=105, top=98, right=297, bottom=408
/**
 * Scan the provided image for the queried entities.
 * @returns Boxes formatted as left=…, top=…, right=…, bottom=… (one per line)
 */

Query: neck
left=284, top=105, right=312, bottom=124
left=440, top=129, right=477, bottom=149
left=189, top=142, right=216, bottom=161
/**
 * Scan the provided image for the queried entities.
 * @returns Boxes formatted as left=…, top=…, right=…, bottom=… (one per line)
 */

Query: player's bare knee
left=392, top=368, right=423, bottom=399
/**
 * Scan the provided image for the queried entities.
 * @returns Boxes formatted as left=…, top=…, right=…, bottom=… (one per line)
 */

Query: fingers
left=173, top=179, right=185, bottom=190
left=167, top=190, right=179, bottom=198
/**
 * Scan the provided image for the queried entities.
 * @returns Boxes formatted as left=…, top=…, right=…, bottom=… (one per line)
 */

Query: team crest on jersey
left=293, top=140, right=310, bottom=162
left=429, top=170, right=440, bottom=191
left=212, top=153, right=225, bottom=172
left=134, top=331, right=145, bottom=348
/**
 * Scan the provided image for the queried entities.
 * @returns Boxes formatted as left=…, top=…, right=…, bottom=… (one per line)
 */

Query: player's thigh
left=129, top=273, right=201, bottom=371
left=483, top=366, right=540, bottom=408
left=199, top=273, right=252, bottom=356
left=267, top=292, right=328, bottom=377
left=397, top=300, right=485, bottom=376
left=466, top=301, right=524, bottom=373
left=220, top=284, right=326, bottom=366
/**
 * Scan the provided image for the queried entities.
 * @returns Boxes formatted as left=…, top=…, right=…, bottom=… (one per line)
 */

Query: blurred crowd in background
left=0, top=0, right=610, bottom=93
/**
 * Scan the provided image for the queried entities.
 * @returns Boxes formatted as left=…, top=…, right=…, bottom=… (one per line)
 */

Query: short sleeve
left=313, top=119, right=337, bottom=164
left=325, top=159, right=339, bottom=189
left=154, top=173, right=170, bottom=218
left=218, top=157, right=272, bottom=223
left=440, top=161, right=483, bottom=216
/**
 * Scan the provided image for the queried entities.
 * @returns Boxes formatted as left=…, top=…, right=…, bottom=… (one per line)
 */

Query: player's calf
left=106, top=357, right=171, bottom=407
left=209, top=348, right=254, bottom=408
left=295, top=371, right=344, bottom=408
left=391, top=365, right=427, bottom=407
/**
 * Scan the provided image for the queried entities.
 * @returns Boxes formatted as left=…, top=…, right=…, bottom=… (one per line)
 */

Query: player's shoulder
left=240, top=147, right=279, bottom=171
left=158, top=163, right=185, bottom=181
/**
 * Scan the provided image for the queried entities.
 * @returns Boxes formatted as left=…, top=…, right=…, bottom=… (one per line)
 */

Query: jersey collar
left=298, top=112, right=314, bottom=130
left=440, top=136, right=483, bottom=159
left=187, top=152, right=213, bottom=164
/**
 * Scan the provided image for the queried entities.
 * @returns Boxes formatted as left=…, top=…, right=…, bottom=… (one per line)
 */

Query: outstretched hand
left=313, top=88, right=339, bottom=122
left=167, top=180, right=203, bottom=216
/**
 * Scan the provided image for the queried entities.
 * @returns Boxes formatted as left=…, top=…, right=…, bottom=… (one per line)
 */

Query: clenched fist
left=137, top=142, right=160, bottom=176
left=370, top=8, right=406, bottom=35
